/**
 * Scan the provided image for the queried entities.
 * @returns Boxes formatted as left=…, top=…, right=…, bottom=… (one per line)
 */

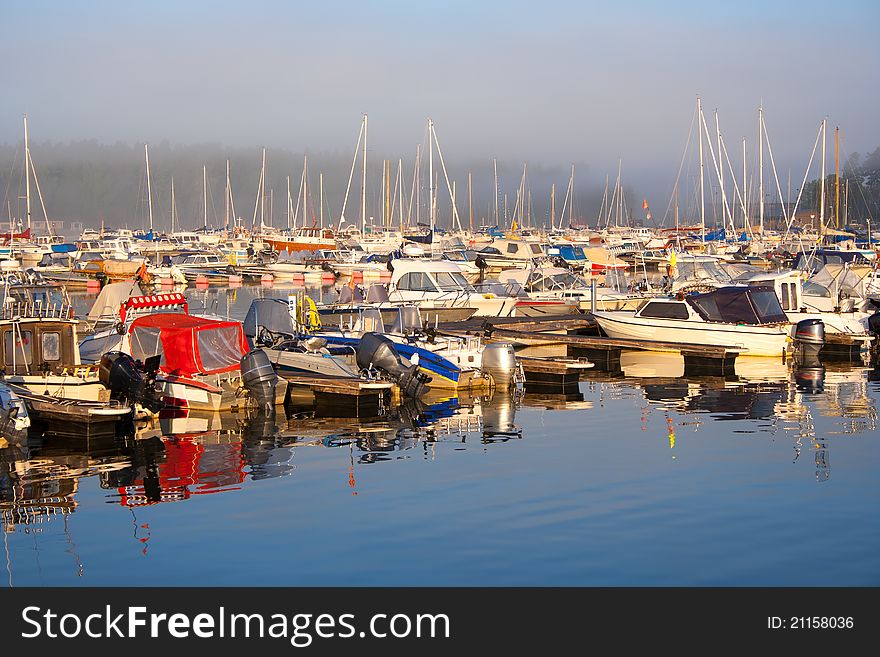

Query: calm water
left=1, top=283, right=879, bottom=586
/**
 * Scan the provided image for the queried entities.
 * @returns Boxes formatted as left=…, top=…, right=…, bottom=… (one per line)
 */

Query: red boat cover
left=129, top=313, right=249, bottom=376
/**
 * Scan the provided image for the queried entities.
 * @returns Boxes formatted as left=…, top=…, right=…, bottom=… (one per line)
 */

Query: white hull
left=592, top=311, right=790, bottom=357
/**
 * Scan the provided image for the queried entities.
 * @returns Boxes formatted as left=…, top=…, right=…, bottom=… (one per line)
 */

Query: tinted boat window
left=639, top=302, right=690, bottom=319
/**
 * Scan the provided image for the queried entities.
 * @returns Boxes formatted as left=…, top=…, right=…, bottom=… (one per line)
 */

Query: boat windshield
left=675, top=259, right=732, bottom=285
left=687, top=286, right=788, bottom=324
left=529, top=271, right=585, bottom=291
left=433, top=271, right=473, bottom=292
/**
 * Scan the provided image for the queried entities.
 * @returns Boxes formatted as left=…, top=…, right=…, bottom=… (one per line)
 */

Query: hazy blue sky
left=2, top=0, right=878, bottom=209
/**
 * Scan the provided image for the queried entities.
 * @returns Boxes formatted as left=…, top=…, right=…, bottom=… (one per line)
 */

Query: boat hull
left=592, top=311, right=790, bottom=357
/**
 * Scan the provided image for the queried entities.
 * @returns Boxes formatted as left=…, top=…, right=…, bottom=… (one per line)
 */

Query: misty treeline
left=800, top=146, right=880, bottom=226
left=0, top=140, right=617, bottom=234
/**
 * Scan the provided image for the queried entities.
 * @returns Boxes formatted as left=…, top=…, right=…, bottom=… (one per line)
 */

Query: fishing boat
left=592, top=286, right=796, bottom=357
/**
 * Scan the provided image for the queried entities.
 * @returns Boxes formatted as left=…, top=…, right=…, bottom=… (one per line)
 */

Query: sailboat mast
left=759, top=105, right=764, bottom=234
left=225, top=159, right=230, bottom=233
left=203, top=164, right=208, bottom=230
left=698, top=98, right=705, bottom=245
left=493, top=158, right=499, bottom=226
left=399, top=159, right=404, bottom=233
left=319, top=172, right=324, bottom=229
left=835, top=125, right=840, bottom=229
left=287, top=175, right=291, bottom=230
left=429, top=118, right=435, bottom=232
left=23, top=116, right=31, bottom=231
left=145, top=144, right=154, bottom=233
left=550, top=183, right=556, bottom=230
left=260, top=148, right=267, bottom=230
left=361, top=113, right=367, bottom=234
left=171, top=177, right=176, bottom=234
left=819, top=119, right=826, bottom=234
left=716, top=110, right=724, bottom=232
left=468, top=171, right=473, bottom=233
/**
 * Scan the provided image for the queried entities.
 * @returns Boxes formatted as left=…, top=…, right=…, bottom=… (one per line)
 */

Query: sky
left=1, top=0, right=878, bottom=222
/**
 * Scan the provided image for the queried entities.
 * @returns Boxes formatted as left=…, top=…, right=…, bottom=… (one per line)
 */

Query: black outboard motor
left=98, top=351, right=162, bottom=412
left=793, top=318, right=825, bottom=365
left=240, top=349, right=278, bottom=415
left=355, top=332, right=431, bottom=399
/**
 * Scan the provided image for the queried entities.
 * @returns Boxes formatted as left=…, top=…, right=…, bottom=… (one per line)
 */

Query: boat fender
left=115, top=321, right=126, bottom=335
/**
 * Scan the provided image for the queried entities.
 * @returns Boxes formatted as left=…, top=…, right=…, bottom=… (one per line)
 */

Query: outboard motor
left=98, top=351, right=162, bottom=412
left=355, top=332, right=431, bottom=399
left=240, top=349, right=278, bottom=416
left=481, top=342, right=518, bottom=388
left=793, top=318, right=825, bottom=365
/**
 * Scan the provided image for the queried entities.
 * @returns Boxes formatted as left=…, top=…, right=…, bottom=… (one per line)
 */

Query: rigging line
left=661, top=102, right=698, bottom=226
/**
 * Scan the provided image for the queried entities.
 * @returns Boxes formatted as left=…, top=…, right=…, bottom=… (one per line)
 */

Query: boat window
left=398, top=272, right=436, bottom=292
left=41, top=332, right=61, bottom=361
left=802, top=280, right=830, bottom=297
left=780, top=283, right=791, bottom=310
left=506, top=243, right=519, bottom=254
left=530, top=244, right=544, bottom=255
left=750, top=288, right=788, bottom=322
left=434, top=271, right=471, bottom=292
left=639, top=302, right=690, bottom=320
left=4, top=330, right=33, bottom=365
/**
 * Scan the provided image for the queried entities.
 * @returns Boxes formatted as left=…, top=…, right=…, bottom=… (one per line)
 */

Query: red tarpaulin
left=128, top=313, right=250, bottom=376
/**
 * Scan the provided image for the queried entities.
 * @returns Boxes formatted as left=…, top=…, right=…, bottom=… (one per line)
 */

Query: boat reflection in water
left=599, top=350, right=878, bottom=482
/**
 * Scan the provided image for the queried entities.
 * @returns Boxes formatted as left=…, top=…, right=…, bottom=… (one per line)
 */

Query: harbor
left=1, top=2, right=879, bottom=605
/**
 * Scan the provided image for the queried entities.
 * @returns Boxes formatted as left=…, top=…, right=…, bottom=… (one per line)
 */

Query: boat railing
left=0, top=300, right=75, bottom=320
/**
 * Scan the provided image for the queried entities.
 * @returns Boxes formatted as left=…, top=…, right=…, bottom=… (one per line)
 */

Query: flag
left=642, top=198, right=649, bottom=210
left=669, top=249, right=677, bottom=268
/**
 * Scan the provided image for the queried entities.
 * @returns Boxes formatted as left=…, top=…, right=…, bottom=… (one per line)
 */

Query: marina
left=1, top=2, right=878, bottom=600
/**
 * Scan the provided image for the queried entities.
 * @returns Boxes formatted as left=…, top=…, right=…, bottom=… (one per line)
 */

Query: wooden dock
left=442, top=314, right=745, bottom=377
left=281, top=374, right=394, bottom=417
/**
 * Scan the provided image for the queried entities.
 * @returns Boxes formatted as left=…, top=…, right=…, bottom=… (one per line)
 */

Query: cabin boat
left=0, top=283, right=133, bottom=427
left=262, top=226, right=337, bottom=254
left=387, top=259, right=519, bottom=317
left=476, top=239, right=546, bottom=271
left=79, top=293, right=287, bottom=412
left=592, top=286, right=793, bottom=357
left=0, top=284, right=115, bottom=402
left=498, top=266, right=644, bottom=312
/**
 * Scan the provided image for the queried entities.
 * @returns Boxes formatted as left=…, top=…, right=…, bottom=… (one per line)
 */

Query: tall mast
left=428, top=118, right=435, bottom=231
left=286, top=174, right=291, bottom=229
left=225, top=159, right=230, bottom=233
left=698, top=97, right=705, bottom=245
left=835, top=125, right=840, bottom=229
left=715, top=109, right=724, bottom=232
left=145, top=144, right=154, bottom=233
left=203, top=164, right=208, bottom=230
left=759, top=105, right=764, bottom=234
left=493, top=158, right=499, bottom=226
left=468, top=171, right=473, bottom=233
left=319, top=172, right=324, bottom=229
left=819, top=119, right=826, bottom=234
left=303, top=154, right=309, bottom=227
left=170, top=177, right=176, bottom=234
left=551, top=183, right=556, bottom=230
left=415, top=144, right=421, bottom=227
left=398, top=159, right=404, bottom=233
left=742, top=137, right=747, bottom=235
left=260, top=147, right=266, bottom=230
left=23, top=116, right=31, bottom=231
left=361, top=113, right=367, bottom=234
